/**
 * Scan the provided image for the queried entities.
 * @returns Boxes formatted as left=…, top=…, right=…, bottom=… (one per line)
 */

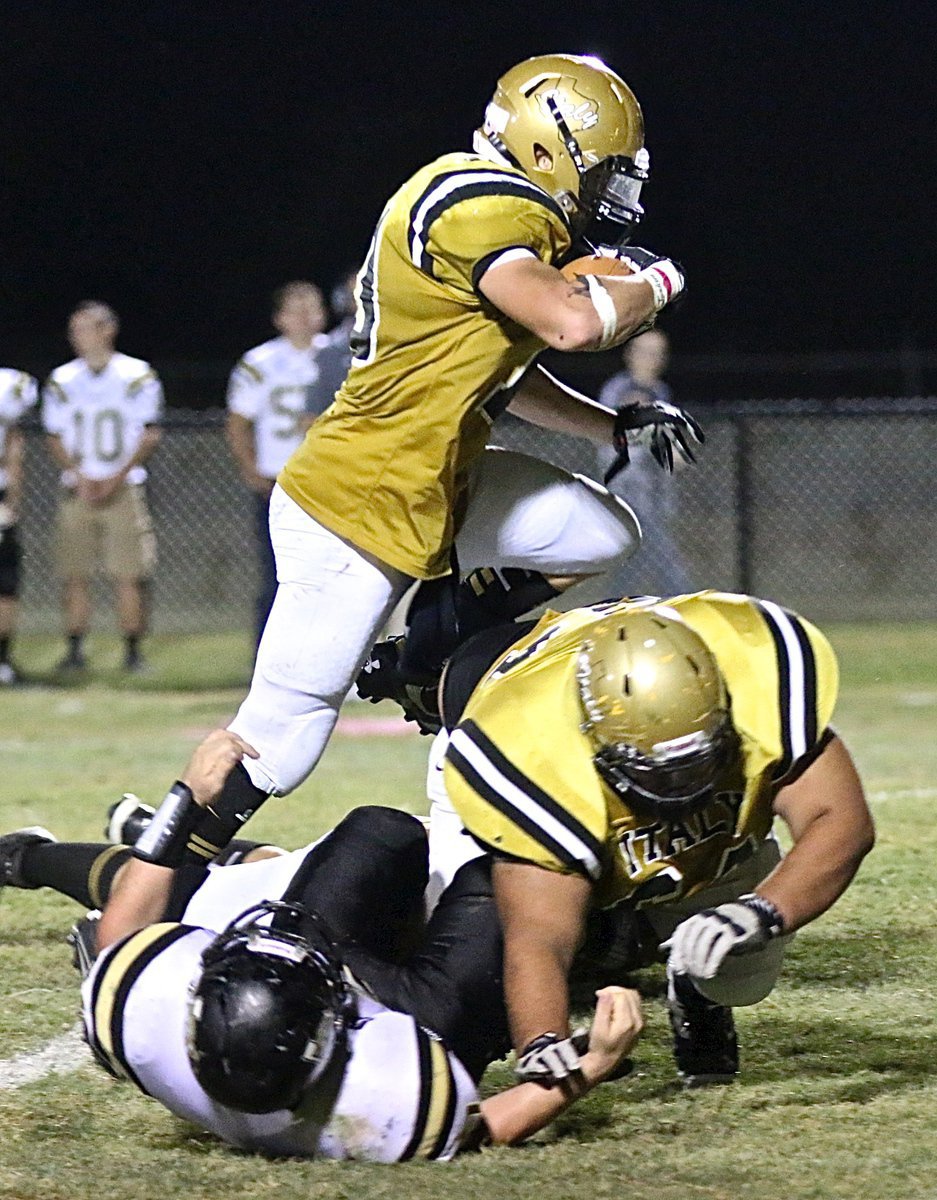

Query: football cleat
left=105, top=794, right=155, bottom=846
left=0, top=827, right=57, bottom=892
left=67, top=911, right=101, bottom=979
left=667, top=967, right=738, bottom=1086
left=355, top=637, right=442, bottom=735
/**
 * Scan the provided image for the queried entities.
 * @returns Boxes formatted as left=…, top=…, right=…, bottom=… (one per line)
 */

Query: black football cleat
left=67, top=911, right=101, bottom=979
left=0, top=827, right=57, bottom=892
left=667, top=967, right=739, bottom=1086
left=355, top=638, right=442, bottom=735
left=105, top=794, right=155, bottom=846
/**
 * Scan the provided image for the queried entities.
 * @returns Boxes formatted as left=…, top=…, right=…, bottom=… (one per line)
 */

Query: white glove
left=662, top=894, right=785, bottom=980
left=515, top=1031, right=587, bottom=1084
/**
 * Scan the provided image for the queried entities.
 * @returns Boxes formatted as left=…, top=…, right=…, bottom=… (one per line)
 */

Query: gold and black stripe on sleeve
left=234, top=358, right=264, bottom=384
left=753, top=599, right=820, bottom=783
left=127, top=369, right=157, bottom=396
left=398, top=1027, right=459, bottom=1161
left=86, top=923, right=193, bottom=1091
left=406, top=168, right=568, bottom=280
left=43, top=378, right=68, bottom=404
left=446, top=720, right=605, bottom=880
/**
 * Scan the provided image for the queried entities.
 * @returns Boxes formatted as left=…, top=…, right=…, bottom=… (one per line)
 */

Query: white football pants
left=228, top=449, right=639, bottom=797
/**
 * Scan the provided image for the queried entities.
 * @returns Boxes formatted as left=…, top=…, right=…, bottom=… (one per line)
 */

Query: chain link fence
left=17, top=397, right=937, bottom=634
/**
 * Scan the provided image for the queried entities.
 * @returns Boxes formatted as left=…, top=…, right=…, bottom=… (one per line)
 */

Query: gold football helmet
left=577, top=607, right=736, bottom=819
left=476, top=53, right=648, bottom=241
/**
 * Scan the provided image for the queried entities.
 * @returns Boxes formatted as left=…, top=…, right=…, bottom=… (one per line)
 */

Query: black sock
left=0, top=635, right=10, bottom=664
left=67, top=633, right=84, bottom=661
left=456, top=568, right=561, bottom=635
left=188, top=762, right=270, bottom=859
left=19, top=843, right=131, bottom=909
left=400, top=569, right=560, bottom=679
left=124, top=634, right=140, bottom=663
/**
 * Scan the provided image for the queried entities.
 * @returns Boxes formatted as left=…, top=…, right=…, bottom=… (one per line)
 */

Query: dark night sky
left=1, top=0, right=934, bottom=378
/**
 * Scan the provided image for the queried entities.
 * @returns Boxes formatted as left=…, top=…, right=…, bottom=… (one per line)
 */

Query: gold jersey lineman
left=278, top=153, right=572, bottom=579
left=444, top=591, right=839, bottom=910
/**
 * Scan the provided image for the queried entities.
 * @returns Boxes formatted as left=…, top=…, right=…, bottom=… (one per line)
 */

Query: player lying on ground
left=380, top=589, right=876, bottom=1085
left=0, top=732, right=642, bottom=1160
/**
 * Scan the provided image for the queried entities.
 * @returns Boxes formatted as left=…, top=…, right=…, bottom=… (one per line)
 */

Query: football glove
left=661, top=894, right=786, bottom=981
left=606, top=399, right=705, bottom=483
left=515, top=1030, right=588, bottom=1084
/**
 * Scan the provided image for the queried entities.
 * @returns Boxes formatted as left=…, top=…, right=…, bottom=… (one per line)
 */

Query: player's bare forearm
left=96, top=858, right=175, bottom=950
left=507, top=365, right=615, bottom=443
left=4, top=428, right=24, bottom=514
left=45, top=433, right=76, bottom=472
left=478, top=255, right=655, bottom=352
left=479, top=987, right=642, bottom=1145
left=493, top=859, right=592, bottom=1051
left=225, top=412, right=265, bottom=489
left=763, top=734, right=875, bottom=931
left=125, top=424, right=162, bottom=470
left=97, top=731, right=258, bottom=950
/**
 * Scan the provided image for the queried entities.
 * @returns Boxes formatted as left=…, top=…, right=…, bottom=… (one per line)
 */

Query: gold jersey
left=278, top=152, right=572, bottom=579
left=444, top=591, right=839, bottom=910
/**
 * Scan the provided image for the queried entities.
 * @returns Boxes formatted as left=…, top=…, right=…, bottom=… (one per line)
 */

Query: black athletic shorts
left=0, top=515, right=21, bottom=598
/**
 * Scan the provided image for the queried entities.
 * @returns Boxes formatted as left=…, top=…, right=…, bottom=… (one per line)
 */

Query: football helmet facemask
left=475, top=53, right=648, bottom=245
left=186, top=900, right=351, bottom=1114
left=577, top=607, right=737, bottom=820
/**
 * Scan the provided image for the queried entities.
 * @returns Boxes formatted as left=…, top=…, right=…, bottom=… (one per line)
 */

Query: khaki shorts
left=55, top=484, right=157, bottom=581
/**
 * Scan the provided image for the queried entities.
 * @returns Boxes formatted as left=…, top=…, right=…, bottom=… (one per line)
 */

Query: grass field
left=1, top=624, right=936, bottom=1200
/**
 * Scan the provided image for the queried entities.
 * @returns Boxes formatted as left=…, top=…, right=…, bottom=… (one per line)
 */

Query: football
left=560, top=252, right=636, bottom=282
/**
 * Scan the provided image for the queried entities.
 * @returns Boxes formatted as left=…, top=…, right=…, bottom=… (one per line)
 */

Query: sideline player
left=138, top=53, right=702, bottom=867
left=423, top=591, right=875, bottom=1084
left=42, top=301, right=163, bottom=673
left=226, top=281, right=327, bottom=647
left=0, top=367, right=37, bottom=684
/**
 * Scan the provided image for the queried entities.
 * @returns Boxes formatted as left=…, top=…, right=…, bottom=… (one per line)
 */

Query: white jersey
left=0, top=368, right=37, bottom=491
left=42, top=353, right=163, bottom=484
left=227, top=336, right=325, bottom=479
left=180, top=842, right=318, bottom=928
left=81, top=922, right=476, bottom=1161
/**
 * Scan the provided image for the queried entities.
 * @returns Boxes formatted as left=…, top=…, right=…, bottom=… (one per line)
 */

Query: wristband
left=635, top=260, right=683, bottom=311
left=132, top=782, right=205, bottom=868
left=739, top=893, right=786, bottom=939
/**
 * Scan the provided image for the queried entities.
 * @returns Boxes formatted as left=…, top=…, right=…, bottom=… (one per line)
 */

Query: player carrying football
left=132, top=54, right=703, bottom=878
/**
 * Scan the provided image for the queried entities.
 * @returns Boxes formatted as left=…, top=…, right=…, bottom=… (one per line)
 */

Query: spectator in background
left=0, top=367, right=38, bottom=685
left=305, top=268, right=357, bottom=421
left=226, top=282, right=327, bottom=648
left=596, top=329, right=691, bottom=597
left=42, top=302, right=163, bottom=675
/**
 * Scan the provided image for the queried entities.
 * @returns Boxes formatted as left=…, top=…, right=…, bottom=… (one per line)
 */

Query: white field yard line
left=0, top=1023, right=87, bottom=1090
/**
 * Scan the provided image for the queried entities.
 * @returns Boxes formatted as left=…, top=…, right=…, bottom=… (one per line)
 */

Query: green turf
left=1, top=625, right=936, bottom=1199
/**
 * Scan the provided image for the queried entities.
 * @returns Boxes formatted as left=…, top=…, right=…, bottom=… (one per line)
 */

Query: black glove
left=605, top=399, right=705, bottom=483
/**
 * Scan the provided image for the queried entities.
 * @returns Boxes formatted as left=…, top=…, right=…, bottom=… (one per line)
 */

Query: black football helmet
left=186, top=900, right=351, bottom=1113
